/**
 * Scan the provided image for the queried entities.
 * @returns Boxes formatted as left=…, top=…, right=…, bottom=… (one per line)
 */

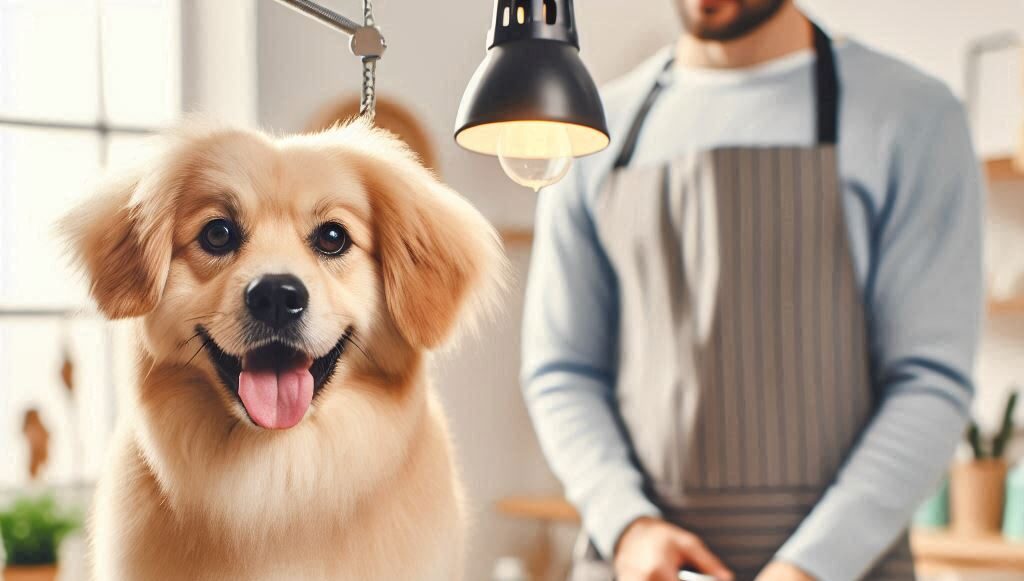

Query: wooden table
left=912, top=530, right=1024, bottom=572
left=496, top=496, right=1024, bottom=573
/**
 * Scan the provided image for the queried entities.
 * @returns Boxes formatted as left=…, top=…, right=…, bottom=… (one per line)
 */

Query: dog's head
left=62, top=119, right=504, bottom=430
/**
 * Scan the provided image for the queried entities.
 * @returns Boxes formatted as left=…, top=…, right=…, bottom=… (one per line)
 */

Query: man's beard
left=680, top=0, right=787, bottom=41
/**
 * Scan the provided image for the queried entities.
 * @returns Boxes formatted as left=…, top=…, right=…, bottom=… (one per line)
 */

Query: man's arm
left=773, top=92, right=983, bottom=580
left=521, top=166, right=662, bottom=559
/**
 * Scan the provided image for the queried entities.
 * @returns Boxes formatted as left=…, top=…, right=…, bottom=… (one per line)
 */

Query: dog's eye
left=313, top=222, right=350, bottom=256
left=199, top=219, right=239, bottom=255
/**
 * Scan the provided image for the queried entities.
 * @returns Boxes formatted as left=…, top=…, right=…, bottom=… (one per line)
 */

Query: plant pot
left=951, top=459, right=1008, bottom=535
left=4, top=565, right=59, bottom=581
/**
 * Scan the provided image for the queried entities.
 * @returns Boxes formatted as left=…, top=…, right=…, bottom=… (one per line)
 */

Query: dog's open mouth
left=197, top=326, right=352, bottom=430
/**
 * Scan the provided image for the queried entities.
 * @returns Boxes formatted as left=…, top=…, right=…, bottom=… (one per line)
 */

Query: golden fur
left=61, top=118, right=505, bottom=581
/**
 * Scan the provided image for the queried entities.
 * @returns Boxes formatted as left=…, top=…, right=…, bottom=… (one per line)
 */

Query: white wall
left=249, top=1, right=1023, bottom=579
left=802, top=0, right=1023, bottom=157
left=180, top=0, right=259, bottom=126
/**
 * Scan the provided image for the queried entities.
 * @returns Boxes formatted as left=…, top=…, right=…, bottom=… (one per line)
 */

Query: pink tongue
left=238, top=366, right=314, bottom=429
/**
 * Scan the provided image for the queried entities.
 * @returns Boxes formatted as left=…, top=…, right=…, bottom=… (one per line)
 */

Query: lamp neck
left=488, top=0, right=579, bottom=49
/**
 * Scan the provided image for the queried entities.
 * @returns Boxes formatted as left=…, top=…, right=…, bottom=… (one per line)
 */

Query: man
left=521, top=1, right=982, bottom=580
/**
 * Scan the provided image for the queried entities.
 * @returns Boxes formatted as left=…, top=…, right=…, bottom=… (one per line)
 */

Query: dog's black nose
left=245, top=274, right=309, bottom=329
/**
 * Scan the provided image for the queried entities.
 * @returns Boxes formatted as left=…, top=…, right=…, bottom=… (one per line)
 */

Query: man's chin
left=681, top=0, right=787, bottom=42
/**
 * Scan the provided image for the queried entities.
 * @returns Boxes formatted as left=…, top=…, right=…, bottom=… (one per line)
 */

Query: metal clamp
left=350, top=25, right=386, bottom=60
left=273, top=0, right=387, bottom=120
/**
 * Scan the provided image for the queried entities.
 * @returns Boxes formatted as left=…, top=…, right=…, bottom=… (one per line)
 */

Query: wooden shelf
left=912, top=530, right=1024, bottom=571
left=495, top=496, right=579, bottom=523
left=986, top=156, right=1024, bottom=183
left=990, top=295, right=1024, bottom=314
left=500, top=228, right=534, bottom=246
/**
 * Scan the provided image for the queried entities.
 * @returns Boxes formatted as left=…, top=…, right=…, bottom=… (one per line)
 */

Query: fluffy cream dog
left=62, top=119, right=504, bottom=581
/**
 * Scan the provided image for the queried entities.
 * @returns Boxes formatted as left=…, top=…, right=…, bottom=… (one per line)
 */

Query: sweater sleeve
left=776, top=91, right=983, bottom=580
left=520, top=167, right=661, bottom=559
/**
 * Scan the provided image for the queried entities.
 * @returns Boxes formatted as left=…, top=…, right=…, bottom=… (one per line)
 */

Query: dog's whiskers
left=184, top=312, right=226, bottom=323
left=346, top=331, right=383, bottom=374
left=175, top=331, right=203, bottom=351
left=185, top=338, right=213, bottom=367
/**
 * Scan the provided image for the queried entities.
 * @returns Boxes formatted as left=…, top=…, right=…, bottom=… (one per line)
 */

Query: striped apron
left=571, top=26, right=915, bottom=581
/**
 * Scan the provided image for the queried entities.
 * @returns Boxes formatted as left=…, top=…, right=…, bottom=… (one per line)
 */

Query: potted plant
left=951, top=390, right=1018, bottom=535
left=1, top=494, right=81, bottom=581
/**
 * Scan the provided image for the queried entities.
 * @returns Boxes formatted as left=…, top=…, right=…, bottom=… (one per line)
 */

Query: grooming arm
left=273, top=0, right=387, bottom=119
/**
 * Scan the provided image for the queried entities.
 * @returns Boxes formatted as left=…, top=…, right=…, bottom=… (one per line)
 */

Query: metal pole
left=273, top=0, right=362, bottom=36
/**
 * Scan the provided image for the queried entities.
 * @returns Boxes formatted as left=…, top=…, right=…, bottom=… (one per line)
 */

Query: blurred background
left=0, top=1, right=1022, bottom=580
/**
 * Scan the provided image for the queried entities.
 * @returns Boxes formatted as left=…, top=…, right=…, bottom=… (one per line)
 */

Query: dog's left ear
left=364, top=150, right=506, bottom=349
left=61, top=143, right=185, bottom=319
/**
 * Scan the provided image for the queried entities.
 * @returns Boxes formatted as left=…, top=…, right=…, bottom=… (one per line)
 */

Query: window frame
left=0, top=0, right=178, bottom=489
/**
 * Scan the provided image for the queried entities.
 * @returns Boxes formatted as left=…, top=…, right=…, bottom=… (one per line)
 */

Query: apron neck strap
left=812, top=22, right=839, bottom=144
left=613, top=21, right=840, bottom=169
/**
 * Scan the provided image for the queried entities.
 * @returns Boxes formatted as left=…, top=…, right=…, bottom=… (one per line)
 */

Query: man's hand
left=755, top=561, right=815, bottom=581
left=613, top=517, right=734, bottom=581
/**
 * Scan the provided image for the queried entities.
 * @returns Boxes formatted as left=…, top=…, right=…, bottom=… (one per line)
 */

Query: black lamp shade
left=454, top=0, right=609, bottom=157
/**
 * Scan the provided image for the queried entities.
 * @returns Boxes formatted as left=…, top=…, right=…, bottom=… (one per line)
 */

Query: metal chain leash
left=274, top=0, right=385, bottom=121
left=360, top=61, right=376, bottom=121
left=363, top=0, right=374, bottom=26
left=359, top=0, right=378, bottom=121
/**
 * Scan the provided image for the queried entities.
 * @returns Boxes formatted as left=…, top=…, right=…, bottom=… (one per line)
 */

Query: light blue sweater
left=521, top=39, right=983, bottom=581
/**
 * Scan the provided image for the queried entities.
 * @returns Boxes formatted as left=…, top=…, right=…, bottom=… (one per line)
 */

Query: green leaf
left=0, top=493, right=82, bottom=566
left=967, top=422, right=985, bottom=459
left=992, top=390, right=1019, bottom=459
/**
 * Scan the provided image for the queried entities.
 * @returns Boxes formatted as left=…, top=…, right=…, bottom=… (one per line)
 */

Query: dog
left=62, top=118, right=505, bottom=580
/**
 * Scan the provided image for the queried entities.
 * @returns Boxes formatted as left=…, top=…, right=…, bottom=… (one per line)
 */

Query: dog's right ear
left=337, top=121, right=507, bottom=350
left=61, top=152, right=181, bottom=319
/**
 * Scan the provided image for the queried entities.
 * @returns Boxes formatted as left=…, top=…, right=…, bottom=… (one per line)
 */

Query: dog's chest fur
left=89, top=374, right=464, bottom=581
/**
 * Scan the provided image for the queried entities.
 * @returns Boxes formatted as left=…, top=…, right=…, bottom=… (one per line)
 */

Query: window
left=0, top=0, right=180, bottom=488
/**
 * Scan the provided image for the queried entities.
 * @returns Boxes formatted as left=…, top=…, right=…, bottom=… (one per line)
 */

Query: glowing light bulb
left=496, top=122, right=573, bottom=191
